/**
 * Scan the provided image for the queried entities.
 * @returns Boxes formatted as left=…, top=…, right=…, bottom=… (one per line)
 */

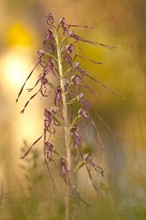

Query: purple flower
left=54, top=86, right=63, bottom=107
left=70, top=125, right=84, bottom=146
left=44, top=142, right=54, bottom=162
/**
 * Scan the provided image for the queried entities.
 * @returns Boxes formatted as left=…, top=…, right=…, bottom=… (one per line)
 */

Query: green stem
left=54, top=28, right=71, bottom=220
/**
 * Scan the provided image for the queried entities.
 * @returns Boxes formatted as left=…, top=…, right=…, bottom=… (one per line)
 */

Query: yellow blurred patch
left=6, top=23, right=32, bottom=47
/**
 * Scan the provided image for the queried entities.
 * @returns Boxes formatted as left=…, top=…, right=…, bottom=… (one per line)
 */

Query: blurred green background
left=0, top=0, right=146, bottom=219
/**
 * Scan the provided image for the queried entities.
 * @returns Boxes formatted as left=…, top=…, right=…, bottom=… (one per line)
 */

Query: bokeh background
left=0, top=0, right=146, bottom=219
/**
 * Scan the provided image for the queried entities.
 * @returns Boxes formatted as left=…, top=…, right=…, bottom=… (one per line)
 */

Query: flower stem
left=54, top=28, right=71, bottom=220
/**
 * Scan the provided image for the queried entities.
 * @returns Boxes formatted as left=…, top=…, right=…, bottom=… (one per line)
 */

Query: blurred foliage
left=0, top=0, right=146, bottom=219
left=6, top=23, right=32, bottom=46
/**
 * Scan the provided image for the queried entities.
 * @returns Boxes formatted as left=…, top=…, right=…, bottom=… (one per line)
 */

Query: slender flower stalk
left=16, top=13, right=123, bottom=220
left=54, top=27, right=71, bottom=220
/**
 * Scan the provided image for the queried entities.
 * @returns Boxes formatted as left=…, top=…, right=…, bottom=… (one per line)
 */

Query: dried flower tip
left=66, top=44, right=75, bottom=54
left=64, top=78, right=69, bottom=87
left=48, top=58, right=56, bottom=69
left=38, top=49, right=46, bottom=56
left=54, top=86, right=63, bottom=106
left=50, top=106, right=58, bottom=114
left=43, top=28, right=55, bottom=53
left=77, top=93, right=90, bottom=108
left=46, top=13, right=54, bottom=24
left=44, top=142, right=54, bottom=160
left=47, top=29, right=54, bottom=37
left=78, top=108, right=90, bottom=119
left=64, top=79, right=73, bottom=97
left=59, top=157, right=67, bottom=177
left=85, top=153, right=92, bottom=163
left=60, top=17, right=66, bottom=26
left=40, top=76, right=48, bottom=85
left=70, top=124, right=83, bottom=146
left=68, top=30, right=74, bottom=37
left=60, top=157, right=66, bottom=165
left=59, top=17, right=69, bottom=34
left=71, top=74, right=81, bottom=86
left=70, top=124, right=79, bottom=133
left=44, top=108, right=53, bottom=129
left=44, top=108, right=53, bottom=118
left=73, top=62, right=80, bottom=68
left=45, top=141, right=54, bottom=150
left=78, top=93, right=84, bottom=99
